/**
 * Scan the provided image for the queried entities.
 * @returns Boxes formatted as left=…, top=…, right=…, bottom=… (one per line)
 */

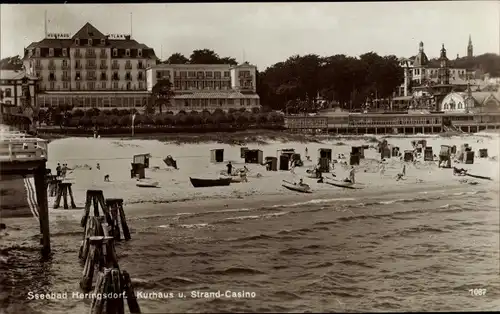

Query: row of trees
left=37, top=107, right=284, bottom=129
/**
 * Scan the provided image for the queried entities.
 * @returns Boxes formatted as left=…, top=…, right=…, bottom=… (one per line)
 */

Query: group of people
left=55, top=163, right=72, bottom=178
left=226, top=161, right=249, bottom=182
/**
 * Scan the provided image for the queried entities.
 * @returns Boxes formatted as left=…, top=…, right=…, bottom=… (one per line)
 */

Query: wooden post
left=122, top=271, right=141, bottom=313
left=80, top=236, right=103, bottom=292
left=106, top=198, right=131, bottom=241
left=79, top=216, right=105, bottom=261
left=34, top=162, right=50, bottom=256
left=53, top=182, right=76, bottom=209
left=90, top=269, right=108, bottom=314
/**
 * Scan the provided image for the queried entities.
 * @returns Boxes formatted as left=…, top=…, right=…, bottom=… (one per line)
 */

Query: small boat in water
left=190, top=177, right=232, bottom=188
left=136, top=180, right=159, bottom=188
left=282, top=180, right=312, bottom=193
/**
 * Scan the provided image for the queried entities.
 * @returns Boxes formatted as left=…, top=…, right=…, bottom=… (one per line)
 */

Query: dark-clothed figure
left=227, top=161, right=233, bottom=175
left=56, top=163, right=62, bottom=177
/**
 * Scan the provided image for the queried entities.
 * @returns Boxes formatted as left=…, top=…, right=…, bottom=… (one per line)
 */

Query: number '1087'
left=469, top=289, right=486, bottom=296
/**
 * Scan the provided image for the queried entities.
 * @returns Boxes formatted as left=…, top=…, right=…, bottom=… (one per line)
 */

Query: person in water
left=226, top=161, right=233, bottom=175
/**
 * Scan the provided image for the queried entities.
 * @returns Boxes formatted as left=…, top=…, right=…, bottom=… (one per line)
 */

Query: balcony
left=61, top=64, right=70, bottom=70
left=48, top=76, right=56, bottom=82
left=75, top=76, right=82, bottom=81
left=85, top=53, right=97, bottom=59
left=137, top=75, right=145, bottom=81
left=100, top=64, right=108, bottom=70
left=137, top=63, right=145, bottom=69
left=86, top=64, right=97, bottom=69
left=75, top=64, right=83, bottom=70
left=48, top=64, right=56, bottom=70
left=74, top=52, right=82, bottom=58
left=112, top=76, right=120, bottom=81
left=125, top=64, right=132, bottom=70
left=100, top=53, right=108, bottom=58
left=61, top=76, right=70, bottom=81
left=34, top=64, right=43, bottom=70
left=100, top=76, right=107, bottom=81
left=86, top=76, right=97, bottom=81
left=111, top=64, right=119, bottom=70
left=125, top=76, right=132, bottom=81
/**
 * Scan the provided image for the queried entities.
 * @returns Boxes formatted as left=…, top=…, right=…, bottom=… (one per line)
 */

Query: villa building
left=146, top=62, right=260, bottom=112
left=23, top=22, right=157, bottom=110
left=0, top=70, right=39, bottom=114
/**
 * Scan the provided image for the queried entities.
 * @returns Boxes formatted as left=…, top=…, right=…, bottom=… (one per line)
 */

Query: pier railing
left=0, top=128, right=48, bottom=161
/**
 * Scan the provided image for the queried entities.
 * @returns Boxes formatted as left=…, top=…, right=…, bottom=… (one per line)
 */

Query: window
left=49, top=72, right=56, bottom=81
left=224, top=71, right=230, bottom=78
left=139, top=82, right=144, bottom=89
left=4, top=88, right=12, bottom=97
left=35, top=48, right=40, bottom=57
left=113, top=72, right=119, bottom=80
left=205, top=71, right=213, bottom=78
left=138, top=72, right=143, bottom=80
left=63, top=71, right=68, bottom=79
left=49, top=48, right=54, bottom=57
left=188, top=71, right=196, bottom=78
left=125, top=49, right=130, bottom=57
left=100, top=72, right=107, bottom=80
left=113, top=82, right=118, bottom=89
left=50, top=82, right=55, bottom=90
left=88, top=82, right=95, bottom=90
left=75, top=72, right=81, bottom=80
left=62, top=60, right=68, bottom=67
left=138, top=61, right=143, bottom=69
left=197, top=71, right=203, bottom=77
left=101, top=82, right=106, bottom=89
left=113, top=49, right=118, bottom=57
left=214, top=71, right=221, bottom=79
left=75, top=38, right=80, bottom=46
left=180, top=71, right=187, bottom=78
left=101, top=38, right=106, bottom=45
left=227, top=99, right=234, bottom=105
left=88, top=39, right=93, bottom=46
left=63, top=82, right=69, bottom=89
left=126, top=72, right=132, bottom=80
left=138, top=49, right=142, bottom=57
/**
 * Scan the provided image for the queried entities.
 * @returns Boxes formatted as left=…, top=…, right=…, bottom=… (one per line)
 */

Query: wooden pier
left=0, top=126, right=50, bottom=255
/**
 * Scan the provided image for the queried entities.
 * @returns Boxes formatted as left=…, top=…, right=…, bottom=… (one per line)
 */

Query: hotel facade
left=23, top=22, right=157, bottom=110
left=145, top=62, right=260, bottom=112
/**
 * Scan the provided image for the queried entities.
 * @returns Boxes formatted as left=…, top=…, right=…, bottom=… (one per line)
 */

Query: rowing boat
left=324, top=178, right=363, bottom=189
left=282, top=180, right=312, bottom=193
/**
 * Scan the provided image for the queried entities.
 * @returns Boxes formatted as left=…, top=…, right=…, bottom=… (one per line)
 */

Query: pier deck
left=0, top=125, right=50, bottom=255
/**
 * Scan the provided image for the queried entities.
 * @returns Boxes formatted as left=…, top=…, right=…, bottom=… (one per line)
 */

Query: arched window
left=458, top=102, right=463, bottom=109
left=444, top=103, right=449, bottom=110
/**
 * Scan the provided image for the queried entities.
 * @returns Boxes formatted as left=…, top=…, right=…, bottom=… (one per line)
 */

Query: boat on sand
left=282, top=180, right=312, bottom=193
left=324, top=178, right=363, bottom=189
left=136, top=180, right=159, bottom=188
left=190, top=177, right=232, bottom=188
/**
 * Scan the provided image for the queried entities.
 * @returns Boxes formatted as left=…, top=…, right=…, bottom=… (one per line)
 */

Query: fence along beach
left=1, top=129, right=499, bottom=312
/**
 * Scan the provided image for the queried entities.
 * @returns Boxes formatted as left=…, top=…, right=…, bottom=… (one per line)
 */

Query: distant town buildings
left=146, top=62, right=260, bottom=112
left=23, top=22, right=157, bottom=110
left=396, top=40, right=475, bottom=98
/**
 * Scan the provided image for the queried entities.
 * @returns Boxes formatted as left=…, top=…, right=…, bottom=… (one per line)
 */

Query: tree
left=165, top=53, right=189, bottom=64
left=0, top=55, right=23, bottom=70
left=219, top=56, right=238, bottom=66
left=147, top=79, right=175, bottom=114
left=190, top=49, right=221, bottom=64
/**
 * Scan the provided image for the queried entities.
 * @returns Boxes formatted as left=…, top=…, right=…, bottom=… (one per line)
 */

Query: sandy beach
left=1, top=131, right=499, bottom=313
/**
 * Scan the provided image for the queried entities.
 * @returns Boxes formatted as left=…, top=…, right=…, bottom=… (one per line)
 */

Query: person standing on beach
left=96, top=163, right=100, bottom=170
left=56, top=163, right=62, bottom=177
left=349, top=166, right=356, bottom=184
left=226, top=161, right=233, bottom=175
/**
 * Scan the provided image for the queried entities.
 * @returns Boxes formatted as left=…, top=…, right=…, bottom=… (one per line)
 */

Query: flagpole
left=131, top=113, right=136, bottom=137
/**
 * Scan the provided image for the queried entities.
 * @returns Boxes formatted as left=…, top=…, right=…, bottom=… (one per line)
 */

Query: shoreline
left=34, top=129, right=492, bottom=145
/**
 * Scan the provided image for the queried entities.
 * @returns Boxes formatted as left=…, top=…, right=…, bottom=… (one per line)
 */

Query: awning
left=173, top=91, right=260, bottom=100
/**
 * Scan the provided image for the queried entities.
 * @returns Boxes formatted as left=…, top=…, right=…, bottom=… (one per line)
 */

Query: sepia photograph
left=0, top=1, right=499, bottom=313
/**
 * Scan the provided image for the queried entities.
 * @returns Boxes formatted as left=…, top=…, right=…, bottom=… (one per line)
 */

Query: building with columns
left=0, top=70, right=39, bottom=115
left=23, top=22, right=157, bottom=110
left=145, top=62, right=260, bottom=112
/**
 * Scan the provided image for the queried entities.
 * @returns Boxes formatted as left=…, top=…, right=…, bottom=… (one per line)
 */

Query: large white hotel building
left=19, top=22, right=260, bottom=112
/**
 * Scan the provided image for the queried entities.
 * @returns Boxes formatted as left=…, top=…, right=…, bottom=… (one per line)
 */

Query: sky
left=1, top=2, right=499, bottom=70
